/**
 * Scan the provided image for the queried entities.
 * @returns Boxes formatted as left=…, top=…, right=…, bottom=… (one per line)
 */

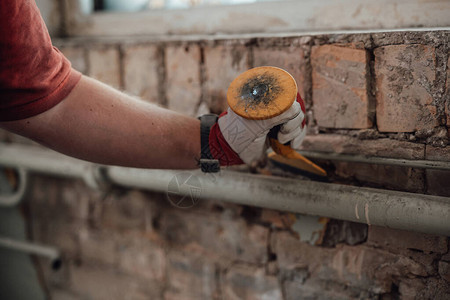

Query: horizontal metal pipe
left=0, top=237, right=61, bottom=269
left=107, top=167, right=450, bottom=236
left=1, top=142, right=449, bottom=236
left=299, top=150, right=450, bottom=170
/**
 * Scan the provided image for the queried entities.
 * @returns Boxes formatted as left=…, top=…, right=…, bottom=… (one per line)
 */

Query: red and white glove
left=209, top=93, right=307, bottom=166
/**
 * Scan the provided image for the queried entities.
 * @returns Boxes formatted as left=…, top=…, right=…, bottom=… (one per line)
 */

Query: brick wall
left=15, top=30, right=450, bottom=299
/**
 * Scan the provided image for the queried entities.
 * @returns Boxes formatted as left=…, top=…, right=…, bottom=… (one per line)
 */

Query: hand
left=217, top=94, right=306, bottom=165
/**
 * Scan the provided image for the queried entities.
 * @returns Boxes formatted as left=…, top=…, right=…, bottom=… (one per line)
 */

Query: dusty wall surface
left=2, top=30, right=449, bottom=299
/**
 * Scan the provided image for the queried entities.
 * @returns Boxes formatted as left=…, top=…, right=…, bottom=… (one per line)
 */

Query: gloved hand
left=209, top=93, right=307, bottom=166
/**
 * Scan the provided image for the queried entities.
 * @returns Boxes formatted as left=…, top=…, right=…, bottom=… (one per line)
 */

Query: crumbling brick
left=253, top=43, right=308, bottom=101
left=165, top=251, right=218, bottom=300
left=69, top=265, right=161, bottom=300
left=311, top=44, right=371, bottom=129
left=374, top=44, right=438, bottom=132
left=222, top=265, right=282, bottom=300
left=160, top=210, right=269, bottom=264
left=123, top=44, right=160, bottom=103
left=116, top=233, right=166, bottom=281
left=367, top=226, right=448, bottom=255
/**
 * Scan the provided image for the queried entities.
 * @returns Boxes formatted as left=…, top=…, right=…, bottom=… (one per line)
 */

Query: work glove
left=209, top=93, right=307, bottom=166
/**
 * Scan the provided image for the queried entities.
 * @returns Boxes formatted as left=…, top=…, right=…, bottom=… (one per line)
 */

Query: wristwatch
left=199, top=114, right=220, bottom=173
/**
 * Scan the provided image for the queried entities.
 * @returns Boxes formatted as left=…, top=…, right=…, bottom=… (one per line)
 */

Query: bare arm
left=0, top=75, right=201, bottom=169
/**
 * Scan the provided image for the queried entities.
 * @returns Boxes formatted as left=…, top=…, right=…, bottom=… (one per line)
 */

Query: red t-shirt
left=0, top=0, right=81, bottom=121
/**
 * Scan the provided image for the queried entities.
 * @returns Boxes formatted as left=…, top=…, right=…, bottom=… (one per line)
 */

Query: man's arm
left=0, top=75, right=201, bottom=169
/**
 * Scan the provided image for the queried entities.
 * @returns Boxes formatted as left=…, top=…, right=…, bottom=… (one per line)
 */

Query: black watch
left=198, top=114, right=220, bottom=173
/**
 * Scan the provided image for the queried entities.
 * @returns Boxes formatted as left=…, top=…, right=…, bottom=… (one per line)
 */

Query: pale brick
left=50, top=289, right=81, bottom=300
left=160, top=210, right=269, bottom=264
left=123, top=44, right=160, bottom=103
left=79, top=228, right=117, bottom=266
left=166, top=45, right=201, bottom=116
left=222, top=265, right=282, bottom=300
left=253, top=44, right=308, bottom=101
left=374, top=44, right=438, bottom=132
left=87, top=46, right=121, bottom=88
left=69, top=265, right=162, bottom=300
left=101, top=190, right=148, bottom=231
left=117, top=234, right=166, bottom=281
left=367, top=226, right=448, bottom=254
left=284, top=278, right=371, bottom=300
left=426, top=145, right=450, bottom=196
left=272, top=232, right=428, bottom=293
left=60, top=46, right=87, bottom=74
left=204, top=44, right=248, bottom=114
left=311, top=45, right=371, bottom=129
left=271, top=231, right=335, bottom=273
left=165, top=251, right=218, bottom=299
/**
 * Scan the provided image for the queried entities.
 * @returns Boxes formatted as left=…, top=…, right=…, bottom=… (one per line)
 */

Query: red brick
left=311, top=45, right=371, bottom=129
left=123, top=45, right=160, bottom=103
left=367, top=226, right=448, bottom=254
left=165, top=251, right=218, bottom=300
left=204, top=44, right=248, bottom=114
left=160, top=210, right=269, bottom=264
left=87, top=46, right=121, bottom=88
left=253, top=44, right=308, bottom=101
left=166, top=45, right=201, bottom=116
left=116, top=233, right=166, bottom=281
left=374, top=45, right=438, bottom=132
left=60, top=46, right=87, bottom=74
left=426, top=145, right=450, bottom=196
left=222, top=265, right=282, bottom=300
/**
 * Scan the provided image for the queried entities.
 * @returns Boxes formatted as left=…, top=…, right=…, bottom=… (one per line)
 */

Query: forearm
left=0, top=76, right=200, bottom=169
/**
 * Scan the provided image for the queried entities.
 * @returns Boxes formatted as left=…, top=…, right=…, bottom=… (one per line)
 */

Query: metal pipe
left=298, top=150, right=450, bottom=170
left=0, top=143, right=104, bottom=189
left=107, top=167, right=450, bottom=236
left=0, top=237, right=62, bottom=270
left=1, top=142, right=449, bottom=236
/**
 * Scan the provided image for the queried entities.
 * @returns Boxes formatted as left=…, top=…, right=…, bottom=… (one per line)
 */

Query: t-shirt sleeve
left=0, top=0, right=82, bottom=122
